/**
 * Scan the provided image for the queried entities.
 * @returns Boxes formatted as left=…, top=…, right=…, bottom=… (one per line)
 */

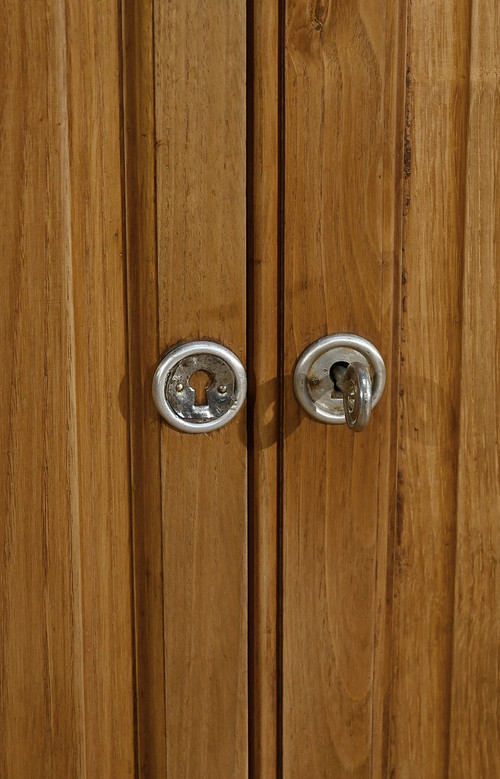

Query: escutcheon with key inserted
left=293, top=333, right=386, bottom=430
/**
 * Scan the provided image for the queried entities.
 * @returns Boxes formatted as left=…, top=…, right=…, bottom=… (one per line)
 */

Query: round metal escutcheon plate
left=152, top=340, right=247, bottom=433
left=293, top=333, right=386, bottom=425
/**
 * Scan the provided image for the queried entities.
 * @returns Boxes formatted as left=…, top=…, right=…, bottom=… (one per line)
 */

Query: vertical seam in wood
left=116, top=0, right=139, bottom=774
left=246, top=0, right=255, bottom=774
left=61, top=1, right=88, bottom=772
left=120, top=0, right=165, bottom=770
left=388, top=0, right=409, bottom=773
left=248, top=2, right=280, bottom=772
left=151, top=1, right=168, bottom=770
left=277, top=0, right=286, bottom=774
left=385, top=0, right=410, bottom=773
left=446, top=1, right=474, bottom=774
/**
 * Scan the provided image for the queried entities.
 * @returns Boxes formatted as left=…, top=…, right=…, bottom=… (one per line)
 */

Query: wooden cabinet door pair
left=1, top=1, right=499, bottom=777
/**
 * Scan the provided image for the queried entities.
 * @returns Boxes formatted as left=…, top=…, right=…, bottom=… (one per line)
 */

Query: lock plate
left=153, top=341, right=247, bottom=433
left=166, top=354, right=235, bottom=421
left=293, top=333, right=386, bottom=425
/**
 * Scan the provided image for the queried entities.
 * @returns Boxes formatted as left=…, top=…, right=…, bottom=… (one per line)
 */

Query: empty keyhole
left=189, top=370, right=213, bottom=405
left=329, top=361, right=349, bottom=395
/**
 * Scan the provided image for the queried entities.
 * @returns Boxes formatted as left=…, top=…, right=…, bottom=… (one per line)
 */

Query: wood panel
left=153, top=2, right=248, bottom=776
left=388, top=0, right=472, bottom=774
left=121, top=0, right=166, bottom=774
left=449, top=1, right=500, bottom=774
left=249, top=0, right=280, bottom=776
left=282, top=1, right=405, bottom=775
left=0, top=1, right=135, bottom=776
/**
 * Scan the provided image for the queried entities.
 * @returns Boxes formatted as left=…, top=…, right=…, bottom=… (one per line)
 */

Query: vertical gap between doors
left=116, top=0, right=140, bottom=774
left=119, top=0, right=166, bottom=773
left=247, top=0, right=285, bottom=774
left=277, top=0, right=286, bottom=775
left=246, top=1, right=256, bottom=775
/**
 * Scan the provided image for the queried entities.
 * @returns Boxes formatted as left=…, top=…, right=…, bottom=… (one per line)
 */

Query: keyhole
left=189, top=370, right=213, bottom=406
left=330, top=361, right=349, bottom=396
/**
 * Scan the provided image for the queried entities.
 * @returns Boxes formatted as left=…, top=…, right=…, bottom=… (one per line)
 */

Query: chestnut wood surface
left=389, top=0, right=478, bottom=774
left=152, top=2, right=248, bottom=777
left=249, top=0, right=280, bottom=776
left=2, top=1, right=499, bottom=776
left=278, top=1, right=499, bottom=774
left=121, top=0, right=166, bottom=774
left=281, top=1, right=405, bottom=775
left=0, top=1, right=135, bottom=775
left=448, top=1, right=500, bottom=775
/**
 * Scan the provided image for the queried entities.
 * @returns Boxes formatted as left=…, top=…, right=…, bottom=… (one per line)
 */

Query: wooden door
left=261, top=0, right=500, bottom=776
left=1, top=1, right=499, bottom=778
left=0, top=2, right=136, bottom=775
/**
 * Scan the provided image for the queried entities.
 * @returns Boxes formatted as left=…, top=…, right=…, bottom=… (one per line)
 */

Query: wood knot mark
left=404, top=132, right=412, bottom=178
left=312, top=0, right=329, bottom=30
left=403, top=66, right=414, bottom=213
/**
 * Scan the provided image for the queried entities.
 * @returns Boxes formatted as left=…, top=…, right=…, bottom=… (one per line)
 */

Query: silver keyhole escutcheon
left=153, top=341, right=247, bottom=433
left=293, top=334, right=386, bottom=430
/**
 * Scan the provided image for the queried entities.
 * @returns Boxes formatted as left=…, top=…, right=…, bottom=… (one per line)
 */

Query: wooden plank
left=249, top=1, right=280, bottom=776
left=388, top=0, right=472, bottom=773
left=153, top=2, right=248, bottom=776
left=282, top=1, right=404, bottom=775
left=0, top=1, right=135, bottom=775
left=121, top=1, right=166, bottom=774
left=0, top=4, right=86, bottom=773
left=64, top=2, right=136, bottom=771
left=449, top=1, right=500, bottom=774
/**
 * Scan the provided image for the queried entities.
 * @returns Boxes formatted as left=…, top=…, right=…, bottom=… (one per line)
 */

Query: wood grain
left=121, top=0, right=166, bottom=774
left=154, top=2, right=248, bottom=776
left=249, top=0, right=280, bottom=776
left=449, top=0, right=500, bottom=774
left=282, top=1, right=404, bottom=775
left=3, top=3, right=499, bottom=775
left=0, top=1, right=135, bottom=776
left=388, top=1, right=472, bottom=773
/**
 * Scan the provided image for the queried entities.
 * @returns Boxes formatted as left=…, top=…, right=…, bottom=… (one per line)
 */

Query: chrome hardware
left=293, top=333, right=385, bottom=430
left=153, top=341, right=247, bottom=433
left=331, top=361, right=372, bottom=431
